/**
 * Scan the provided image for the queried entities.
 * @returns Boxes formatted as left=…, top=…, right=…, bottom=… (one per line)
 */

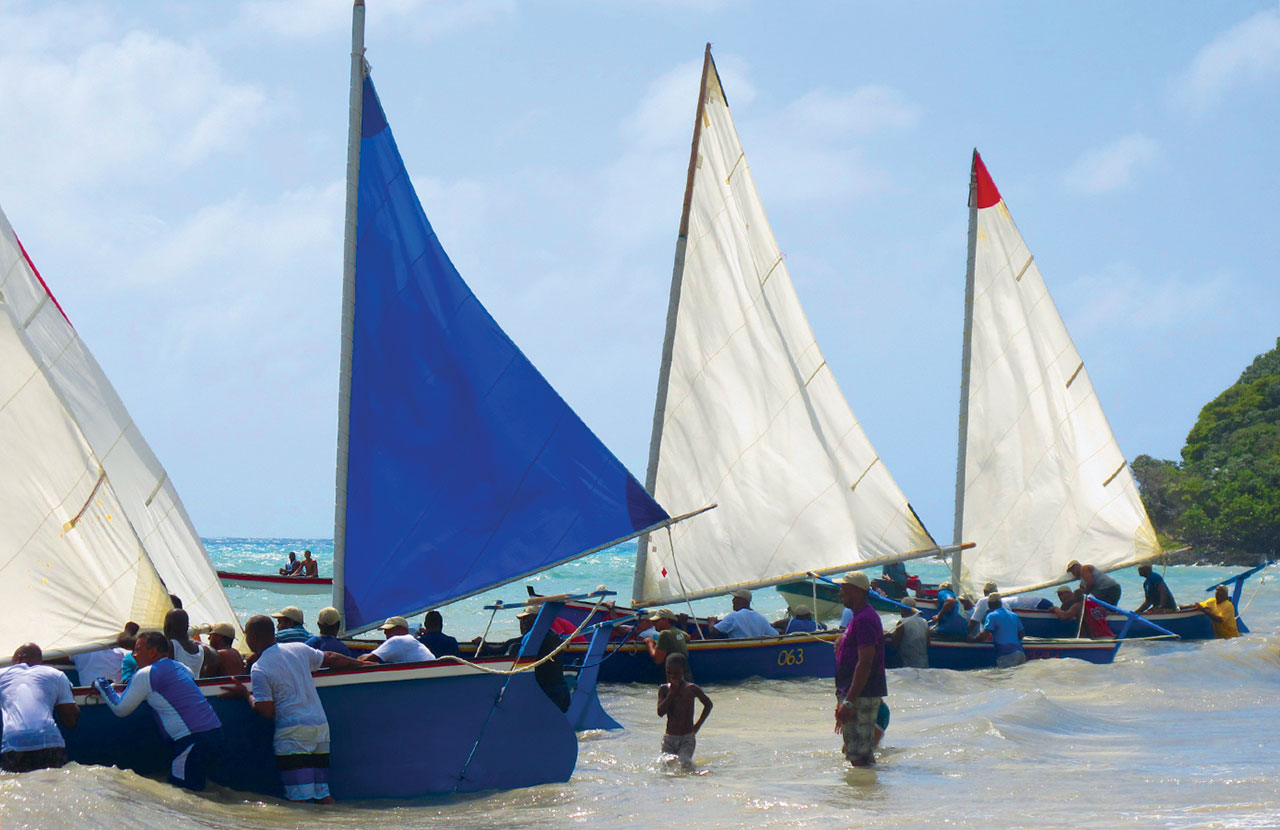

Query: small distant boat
left=216, top=571, right=333, bottom=595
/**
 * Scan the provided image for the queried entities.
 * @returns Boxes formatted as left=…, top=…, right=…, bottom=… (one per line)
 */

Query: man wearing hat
left=271, top=607, right=313, bottom=644
left=781, top=605, right=823, bottom=635
left=646, top=609, right=691, bottom=677
left=475, top=605, right=572, bottom=711
left=305, top=608, right=354, bottom=658
left=834, top=571, right=887, bottom=767
left=888, top=597, right=928, bottom=668
left=709, top=589, right=775, bottom=639
left=358, top=617, right=435, bottom=664
left=977, top=593, right=1026, bottom=667
left=208, top=622, right=246, bottom=676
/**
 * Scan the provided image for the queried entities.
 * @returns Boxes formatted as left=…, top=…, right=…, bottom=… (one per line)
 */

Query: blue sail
left=342, top=77, right=668, bottom=632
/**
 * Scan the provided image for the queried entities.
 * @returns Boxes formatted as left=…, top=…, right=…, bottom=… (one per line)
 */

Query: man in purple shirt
left=834, top=570, right=887, bottom=767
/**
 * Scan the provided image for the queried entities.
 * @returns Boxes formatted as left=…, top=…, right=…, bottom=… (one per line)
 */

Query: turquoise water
left=3, top=540, right=1278, bottom=829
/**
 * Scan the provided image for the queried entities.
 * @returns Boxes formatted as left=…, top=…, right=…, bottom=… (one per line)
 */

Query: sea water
left=2, top=540, right=1277, bottom=829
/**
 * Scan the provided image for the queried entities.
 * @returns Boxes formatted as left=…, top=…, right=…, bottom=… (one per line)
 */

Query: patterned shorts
left=661, top=732, right=696, bottom=767
left=840, top=696, right=882, bottom=765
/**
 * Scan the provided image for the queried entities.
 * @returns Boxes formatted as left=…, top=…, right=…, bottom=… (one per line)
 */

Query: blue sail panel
left=343, top=77, right=668, bottom=631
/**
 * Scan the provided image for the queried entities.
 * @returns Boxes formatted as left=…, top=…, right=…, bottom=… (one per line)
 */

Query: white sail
left=634, top=50, right=935, bottom=606
left=0, top=207, right=241, bottom=638
left=957, top=153, right=1160, bottom=597
left=0, top=284, right=173, bottom=658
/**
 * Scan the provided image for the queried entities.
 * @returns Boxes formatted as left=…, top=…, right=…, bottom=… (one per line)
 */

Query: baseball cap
left=839, top=571, right=870, bottom=590
left=211, top=622, right=236, bottom=639
left=378, top=615, right=409, bottom=630
left=317, top=607, right=341, bottom=626
left=271, top=606, right=304, bottom=624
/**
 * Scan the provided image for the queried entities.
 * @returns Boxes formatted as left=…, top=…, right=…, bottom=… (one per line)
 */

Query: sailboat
left=1, top=0, right=675, bottom=798
left=558, top=45, right=969, bottom=683
left=944, top=151, right=1254, bottom=643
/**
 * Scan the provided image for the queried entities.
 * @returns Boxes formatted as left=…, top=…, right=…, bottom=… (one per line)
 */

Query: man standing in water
left=221, top=615, right=366, bottom=803
left=0, top=643, right=79, bottom=772
left=834, top=571, right=887, bottom=767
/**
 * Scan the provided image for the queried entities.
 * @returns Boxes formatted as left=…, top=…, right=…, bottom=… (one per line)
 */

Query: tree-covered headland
left=1133, top=337, right=1280, bottom=564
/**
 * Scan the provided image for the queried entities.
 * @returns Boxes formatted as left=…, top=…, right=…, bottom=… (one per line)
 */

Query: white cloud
left=0, top=29, right=266, bottom=193
left=1172, top=6, right=1280, bottom=112
left=780, top=86, right=919, bottom=139
left=1062, top=263, right=1235, bottom=336
left=1063, top=133, right=1159, bottom=194
left=236, top=0, right=516, bottom=42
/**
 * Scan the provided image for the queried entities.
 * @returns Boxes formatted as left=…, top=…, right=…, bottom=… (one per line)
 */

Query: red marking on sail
left=15, top=235, right=72, bottom=327
left=973, top=151, right=1001, bottom=209
left=661, top=567, right=668, bottom=578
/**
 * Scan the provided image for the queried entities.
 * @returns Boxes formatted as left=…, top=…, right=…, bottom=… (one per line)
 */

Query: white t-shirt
left=713, top=607, right=776, bottom=639
left=968, top=597, right=991, bottom=625
left=0, top=664, right=74, bottom=753
left=72, top=647, right=128, bottom=685
left=370, top=634, right=435, bottom=664
left=251, top=642, right=328, bottom=736
left=896, top=613, right=930, bottom=668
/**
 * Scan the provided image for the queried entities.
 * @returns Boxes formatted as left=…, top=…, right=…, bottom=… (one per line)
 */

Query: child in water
left=657, top=653, right=712, bottom=769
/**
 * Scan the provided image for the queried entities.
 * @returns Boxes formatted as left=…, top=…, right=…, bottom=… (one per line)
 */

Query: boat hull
left=563, top=631, right=839, bottom=684
left=887, top=638, right=1120, bottom=671
left=50, top=659, right=576, bottom=799
left=216, top=571, right=333, bottom=596
left=911, top=597, right=1217, bottom=641
left=775, top=580, right=921, bottom=619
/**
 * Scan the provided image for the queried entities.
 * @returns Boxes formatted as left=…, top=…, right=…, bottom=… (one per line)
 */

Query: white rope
left=435, top=595, right=609, bottom=675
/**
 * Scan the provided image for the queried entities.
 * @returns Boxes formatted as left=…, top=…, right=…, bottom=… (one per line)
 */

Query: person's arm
left=646, top=637, right=668, bottom=666
left=220, top=679, right=275, bottom=719
left=889, top=624, right=904, bottom=649
left=656, top=682, right=675, bottom=717
left=836, top=643, right=876, bottom=725
left=93, top=669, right=152, bottom=717
left=321, top=651, right=368, bottom=671
left=1135, top=597, right=1153, bottom=614
left=691, top=685, right=713, bottom=733
left=53, top=675, right=78, bottom=730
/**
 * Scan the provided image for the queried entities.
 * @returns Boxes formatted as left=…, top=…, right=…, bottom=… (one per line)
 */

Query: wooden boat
left=217, top=570, right=333, bottom=595
left=1, top=0, right=669, bottom=797
left=887, top=637, right=1120, bottom=671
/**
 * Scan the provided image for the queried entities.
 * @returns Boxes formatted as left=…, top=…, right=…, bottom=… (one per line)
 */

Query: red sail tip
left=973, top=151, right=1001, bottom=209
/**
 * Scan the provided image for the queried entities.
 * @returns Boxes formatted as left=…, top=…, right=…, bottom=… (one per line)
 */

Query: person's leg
left=842, top=697, right=880, bottom=766
left=677, top=734, right=696, bottom=769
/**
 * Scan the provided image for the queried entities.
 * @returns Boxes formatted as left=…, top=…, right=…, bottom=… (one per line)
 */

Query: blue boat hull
left=564, top=632, right=840, bottom=684
left=49, top=659, right=577, bottom=800
left=887, top=638, right=1119, bottom=670
left=911, top=598, right=1218, bottom=641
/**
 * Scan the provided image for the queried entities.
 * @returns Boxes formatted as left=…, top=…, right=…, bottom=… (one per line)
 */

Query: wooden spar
left=999, top=548, right=1188, bottom=598
left=334, top=0, right=365, bottom=633
left=632, top=542, right=975, bottom=608
left=951, top=149, right=980, bottom=594
left=634, top=43, right=714, bottom=603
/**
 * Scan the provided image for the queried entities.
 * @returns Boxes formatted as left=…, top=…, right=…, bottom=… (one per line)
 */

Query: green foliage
left=1134, top=338, right=1280, bottom=560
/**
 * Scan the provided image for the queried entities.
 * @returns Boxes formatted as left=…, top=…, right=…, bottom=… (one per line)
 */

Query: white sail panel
left=0, top=300, right=172, bottom=658
left=636, top=60, right=935, bottom=605
left=0, top=207, right=240, bottom=636
left=958, top=156, right=1159, bottom=596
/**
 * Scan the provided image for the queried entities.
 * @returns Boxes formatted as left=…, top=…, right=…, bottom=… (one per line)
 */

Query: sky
left=1, top=1, right=1277, bottom=538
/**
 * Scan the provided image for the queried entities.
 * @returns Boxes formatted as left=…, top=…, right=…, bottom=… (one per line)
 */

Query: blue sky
left=1, top=1, right=1277, bottom=537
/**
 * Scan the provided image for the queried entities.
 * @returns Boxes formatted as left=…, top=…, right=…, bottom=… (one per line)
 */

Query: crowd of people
left=0, top=556, right=1249, bottom=791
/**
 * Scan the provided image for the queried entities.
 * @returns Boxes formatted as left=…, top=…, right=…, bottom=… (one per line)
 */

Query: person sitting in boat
left=94, top=631, right=223, bottom=791
left=889, top=598, right=928, bottom=668
left=279, top=551, right=299, bottom=576
left=1051, top=586, right=1114, bottom=638
left=305, top=607, right=354, bottom=658
left=646, top=609, right=692, bottom=678
left=1135, top=563, right=1178, bottom=613
left=208, top=622, right=246, bottom=676
left=976, top=593, right=1026, bottom=668
left=271, top=606, right=314, bottom=644
left=416, top=610, right=460, bottom=658
left=359, top=617, right=436, bottom=664
left=220, top=615, right=367, bottom=803
left=877, top=560, right=911, bottom=599
left=1179, top=585, right=1240, bottom=639
left=119, top=621, right=142, bottom=684
left=0, top=643, right=79, bottom=773
left=474, top=605, right=571, bottom=711
left=780, top=605, right=825, bottom=635
left=165, top=609, right=218, bottom=678
left=1065, top=560, right=1122, bottom=605
left=708, top=589, right=776, bottom=639
left=299, top=550, right=319, bottom=578
left=929, top=585, right=969, bottom=639
left=965, top=582, right=1001, bottom=637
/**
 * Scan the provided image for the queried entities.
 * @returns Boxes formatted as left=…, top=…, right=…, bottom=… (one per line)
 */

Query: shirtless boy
left=656, top=653, right=712, bottom=769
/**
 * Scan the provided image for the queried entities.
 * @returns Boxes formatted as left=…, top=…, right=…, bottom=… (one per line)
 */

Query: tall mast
left=334, top=0, right=366, bottom=630
left=951, top=149, right=980, bottom=593
left=633, top=44, right=713, bottom=603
